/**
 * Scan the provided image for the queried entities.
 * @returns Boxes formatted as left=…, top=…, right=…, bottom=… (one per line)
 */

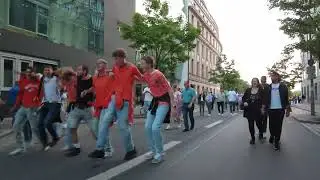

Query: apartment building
left=187, top=0, right=222, bottom=93
left=0, top=0, right=135, bottom=98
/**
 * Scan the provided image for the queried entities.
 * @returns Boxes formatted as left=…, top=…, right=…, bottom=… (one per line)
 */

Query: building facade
left=187, top=0, right=222, bottom=94
left=0, top=0, right=135, bottom=98
left=301, top=51, right=320, bottom=103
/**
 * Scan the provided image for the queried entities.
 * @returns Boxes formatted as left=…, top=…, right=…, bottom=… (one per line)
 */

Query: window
left=191, top=15, right=194, bottom=25
left=9, top=0, right=48, bottom=35
left=202, top=64, right=204, bottom=77
left=202, top=45, right=205, bottom=57
left=21, top=61, right=31, bottom=71
left=206, top=67, right=208, bottom=77
left=315, top=83, right=318, bottom=100
left=34, top=62, right=57, bottom=73
left=191, top=59, right=194, bottom=74
left=197, top=41, right=200, bottom=54
left=4, top=59, right=14, bottom=87
left=197, top=62, right=200, bottom=76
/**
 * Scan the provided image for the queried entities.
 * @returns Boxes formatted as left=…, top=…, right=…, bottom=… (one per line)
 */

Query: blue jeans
left=38, top=103, right=61, bottom=146
left=12, top=113, right=32, bottom=143
left=143, top=101, right=151, bottom=114
left=13, top=107, right=39, bottom=148
left=145, top=104, right=169, bottom=159
left=96, top=95, right=134, bottom=152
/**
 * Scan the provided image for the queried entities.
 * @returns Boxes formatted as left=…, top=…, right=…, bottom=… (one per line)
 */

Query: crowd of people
left=0, top=48, right=291, bottom=165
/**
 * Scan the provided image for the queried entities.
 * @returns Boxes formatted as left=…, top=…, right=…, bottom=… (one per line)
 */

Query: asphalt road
left=0, top=108, right=237, bottom=180
left=112, top=115, right=320, bottom=180
left=2, top=108, right=319, bottom=180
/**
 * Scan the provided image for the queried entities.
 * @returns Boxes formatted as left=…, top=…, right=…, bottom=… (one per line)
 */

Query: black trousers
left=268, top=109, right=285, bottom=142
left=247, top=111, right=263, bottom=138
left=199, top=102, right=205, bottom=116
left=261, top=113, right=268, bottom=133
left=183, top=103, right=195, bottom=130
left=217, top=102, right=224, bottom=114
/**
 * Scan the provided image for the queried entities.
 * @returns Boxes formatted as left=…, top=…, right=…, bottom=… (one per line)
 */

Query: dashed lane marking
left=87, top=140, right=182, bottom=180
left=205, top=120, right=223, bottom=128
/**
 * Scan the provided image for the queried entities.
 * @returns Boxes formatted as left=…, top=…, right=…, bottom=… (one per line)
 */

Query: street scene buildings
left=0, top=0, right=135, bottom=98
left=187, top=0, right=222, bottom=93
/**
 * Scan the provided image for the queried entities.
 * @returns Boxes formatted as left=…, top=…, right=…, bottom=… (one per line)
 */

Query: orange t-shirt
left=112, top=63, right=142, bottom=101
left=143, top=70, right=171, bottom=97
left=93, top=74, right=113, bottom=108
left=64, top=77, right=77, bottom=103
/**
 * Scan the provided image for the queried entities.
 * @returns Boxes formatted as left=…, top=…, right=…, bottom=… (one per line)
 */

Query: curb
left=291, top=115, right=320, bottom=124
left=0, top=130, right=13, bottom=139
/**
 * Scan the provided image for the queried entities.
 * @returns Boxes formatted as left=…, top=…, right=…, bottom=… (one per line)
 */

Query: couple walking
left=242, top=71, right=291, bottom=151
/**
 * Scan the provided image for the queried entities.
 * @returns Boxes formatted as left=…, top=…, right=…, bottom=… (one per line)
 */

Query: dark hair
left=141, top=56, right=155, bottom=68
left=112, top=48, right=127, bottom=58
left=44, top=65, right=53, bottom=70
left=251, top=78, right=260, bottom=87
left=25, top=66, right=35, bottom=72
left=81, top=65, right=89, bottom=74
left=173, top=84, right=177, bottom=89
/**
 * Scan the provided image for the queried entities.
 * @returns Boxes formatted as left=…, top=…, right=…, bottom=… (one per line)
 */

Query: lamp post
left=307, top=33, right=316, bottom=116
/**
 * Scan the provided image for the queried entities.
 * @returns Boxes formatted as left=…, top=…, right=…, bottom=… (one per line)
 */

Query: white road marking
left=301, top=123, right=320, bottom=137
left=205, top=120, right=223, bottom=128
left=87, top=140, right=182, bottom=180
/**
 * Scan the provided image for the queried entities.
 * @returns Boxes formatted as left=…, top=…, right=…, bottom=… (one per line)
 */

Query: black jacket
left=265, top=83, right=290, bottom=110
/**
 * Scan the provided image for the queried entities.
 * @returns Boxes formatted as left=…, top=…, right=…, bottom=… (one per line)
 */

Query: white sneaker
left=165, top=125, right=171, bottom=130
left=145, top=153, right=154, bottom=160
left=208, top=114, right=211, bottom=116
left=177, top=124, right=182, bottom=128
left=104, top=150, right=113, bottom=158
left=9, top=148, right=25, bottom=156
left=44, top=146, right=51, bottom=151
left=218, top=113, right=221, bottom=115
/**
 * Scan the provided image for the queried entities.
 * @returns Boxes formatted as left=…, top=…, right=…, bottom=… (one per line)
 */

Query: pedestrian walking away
left=181, top=81, right=196, bottom=132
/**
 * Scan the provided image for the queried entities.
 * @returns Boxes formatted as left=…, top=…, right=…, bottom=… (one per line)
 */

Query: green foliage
left=267, top=45, right=305, bottom=89
left=119, top=0, right=200, bottom=80
left=209, top=55, right=248, bottom=91
left=267, top=0, right=320, bottom=60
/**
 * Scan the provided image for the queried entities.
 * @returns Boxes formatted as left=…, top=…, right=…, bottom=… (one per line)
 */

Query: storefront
left=0, top=51, right=58, bottom=97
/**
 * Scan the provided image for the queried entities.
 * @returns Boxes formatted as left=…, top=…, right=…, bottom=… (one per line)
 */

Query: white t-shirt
left=143, top=87, right=153, bottom=102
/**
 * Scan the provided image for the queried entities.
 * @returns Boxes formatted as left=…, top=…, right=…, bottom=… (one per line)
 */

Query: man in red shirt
left=9, top=67, right=41, bottom=156
left=89, top=49, right=143, bottom=160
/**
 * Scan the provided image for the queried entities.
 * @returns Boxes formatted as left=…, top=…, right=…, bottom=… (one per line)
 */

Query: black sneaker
left=48, top=138, right=60, bottom=147
left=124, top=148, right=137, bottom=161
left=269, top=136, right=274, bottom=144
left=274, top=142, right=280, bottom=151
left=65, top=147, right=81, bottom=157
left=250, top=138, right=255, bottom=145
left=182, top=129, right=189, bottom=132
left=88, top=150, right=105, bottom=159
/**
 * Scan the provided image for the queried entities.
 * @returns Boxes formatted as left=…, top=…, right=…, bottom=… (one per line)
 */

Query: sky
left=136, top=0, right=301, bottom=89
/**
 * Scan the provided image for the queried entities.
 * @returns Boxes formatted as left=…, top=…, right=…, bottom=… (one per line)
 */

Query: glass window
left=191, top=59, right=194, bottom=74
left=37, top=7, right=48, bottom=35
left=9, top=0, right=48, bottom=35
left=10, top=0, right=37, bottom=32
left=21, top=61, right=30, bottom=72
left=34, top=62, right=57, bottom=73
left=4, top=59, right=14, bottom=87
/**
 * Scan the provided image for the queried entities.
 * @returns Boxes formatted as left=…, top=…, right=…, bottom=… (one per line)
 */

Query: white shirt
left=228, top=90, right=237, bottom=102
left=270, top=83, right=282, bottom=109
left=143, top=87, right=153, bottom=102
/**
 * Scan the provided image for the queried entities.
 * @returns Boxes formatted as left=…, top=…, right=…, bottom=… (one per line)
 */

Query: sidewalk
left=291, top=104, right=320, bottom=124
left=0, top=118, right=13, bottom=138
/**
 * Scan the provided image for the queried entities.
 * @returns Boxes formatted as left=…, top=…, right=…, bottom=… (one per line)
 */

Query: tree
left=267, top=45, right=305, bottom=89
left=119, top=0, right=200, bottom=80
left=236, top=79, right=250, bottom=94
left=209, top=55, right=245, bottom=90
left=267, top=0, right=320, bottom=60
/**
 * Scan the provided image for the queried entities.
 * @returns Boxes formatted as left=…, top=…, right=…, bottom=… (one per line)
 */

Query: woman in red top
left=140, top=56, right=174, bottom=164
left=9, top=67, right=41, bottom=156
